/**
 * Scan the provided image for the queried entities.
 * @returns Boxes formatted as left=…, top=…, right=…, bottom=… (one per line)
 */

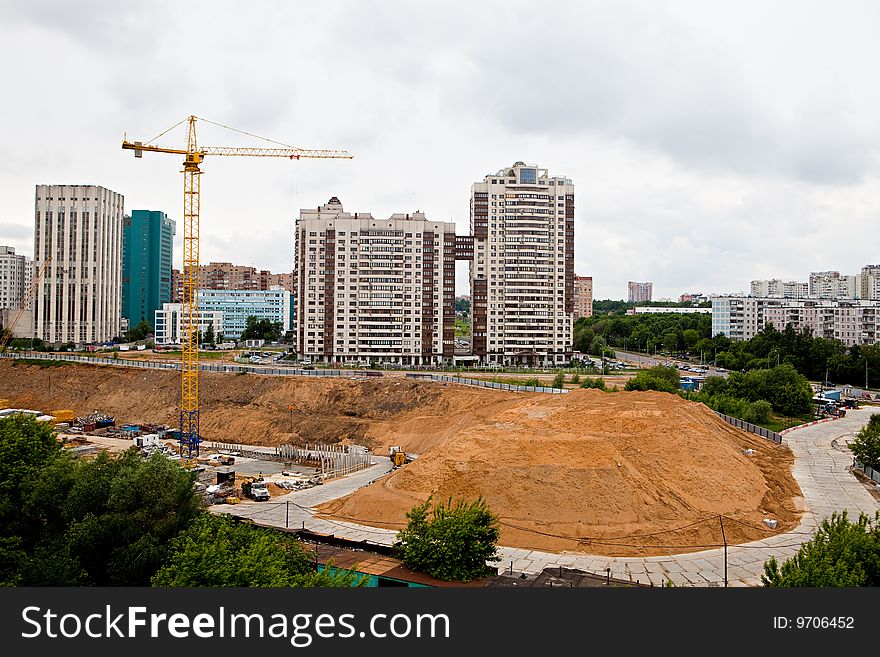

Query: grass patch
left=11, top=358, right=75, bottom=368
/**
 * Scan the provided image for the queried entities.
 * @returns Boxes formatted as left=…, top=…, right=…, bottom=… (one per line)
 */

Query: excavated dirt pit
left=1, top=362, right=801, bottom=555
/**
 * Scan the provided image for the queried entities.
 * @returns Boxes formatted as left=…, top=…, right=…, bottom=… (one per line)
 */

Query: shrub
left=851, top=413, right=880, bottom=470
left=394, top=497, right=500, bottom=582
left=552, top=372, right=566, bottom=389
left=570, top=373, right=580, bottom=384
left=579, top=377, right=607, bottom=390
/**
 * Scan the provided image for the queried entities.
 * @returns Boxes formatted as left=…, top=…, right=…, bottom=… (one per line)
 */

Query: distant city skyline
left=1, top=2, right=879, bottom=300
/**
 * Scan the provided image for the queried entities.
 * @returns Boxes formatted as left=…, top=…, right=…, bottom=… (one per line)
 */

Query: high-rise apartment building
left=573, top=275, right=593, bottom=319
left=33, top=185, right=124, bottom=344
left=0, top=246, right=28, bottom=310
left=862, top=265, right=880, bottom=301
left=295, top=197, right=458, bottom=365
left=470, top=163, right=574, bottom=366
left=808, top=271, right=859, bottom=300
left=628, top=281, right=653, bottom=303
left=170, top=264, right=292, bottom=302
left=122, top=210, right=175, bottom=328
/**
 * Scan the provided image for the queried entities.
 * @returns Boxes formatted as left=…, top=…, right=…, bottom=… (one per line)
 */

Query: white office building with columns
left=33, top=185, right=124, bottom=345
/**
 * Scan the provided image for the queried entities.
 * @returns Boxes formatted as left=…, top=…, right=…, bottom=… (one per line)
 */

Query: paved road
left=213, top=409, right=879, bottom=586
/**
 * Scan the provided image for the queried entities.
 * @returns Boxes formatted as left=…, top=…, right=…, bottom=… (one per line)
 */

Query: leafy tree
left=579, top=376, right=607, bottom=390
left=744, top=400, right=772, bottom=425
left=127, top=320, right=152, bottom=342
left=10, top=449, right=203, bottom=586
left=552, top=372, right=566, bottom=389
left=850, top=414, right=880, bottom=470
left=204, top=323, right=215, bottom=346
left=395, top=496, right=500, bottom=582
left=763, top=511, right=880, bottom=586
left=626, top=365, right=680, bottom=393
left=0, top=416, right=61, bottom=527
left=152, top=514, right=364, bottom=587
left=241, top=316, right=283, bottom=342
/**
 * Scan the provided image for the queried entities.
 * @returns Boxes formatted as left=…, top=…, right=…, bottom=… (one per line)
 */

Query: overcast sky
left=1, top=0, right=878, bottom=299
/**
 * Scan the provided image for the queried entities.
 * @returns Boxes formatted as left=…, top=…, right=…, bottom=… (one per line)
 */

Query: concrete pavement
left=213, top=408, right=879, bottom=586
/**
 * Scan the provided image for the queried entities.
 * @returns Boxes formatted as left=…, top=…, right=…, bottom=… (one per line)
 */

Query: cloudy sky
left=0, top=0, right=878, bottom=299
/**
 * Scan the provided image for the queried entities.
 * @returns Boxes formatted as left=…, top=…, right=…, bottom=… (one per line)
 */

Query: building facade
left=122, top=210, right=175, bottom=329
left=470, top=163, right=575, bottom=366
left=154, top=302, right=223, bottom=346
left=0, top=246, right=28, bottom=311
left=862, top=265, right=880, bottom=301
left=574, top=275, right=593, bottom=319
left=295, top=197, right=458, bottom=365
left=33, top=185, right=124, bottom=344
left=198, top=288, right=293, bottom=340
left=712, top=296, right=878, bottom=347
left=628, top=281, right=653, bottom=303
left=170, top=264, right=292, bottom=303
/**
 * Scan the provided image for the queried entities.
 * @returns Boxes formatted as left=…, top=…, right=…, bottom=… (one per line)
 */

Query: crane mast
left=122, top=115, right=351, bottom=456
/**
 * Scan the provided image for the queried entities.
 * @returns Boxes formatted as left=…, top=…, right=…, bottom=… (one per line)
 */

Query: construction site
left=0, top=359, right=803, bottom=558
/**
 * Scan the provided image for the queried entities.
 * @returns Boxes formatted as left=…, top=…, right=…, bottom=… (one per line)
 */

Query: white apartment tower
left=33, top=185, right=124, bottom=344
left=295, top=197, right=458, bottom=365
left=470, top=162, right=575, bottom=366
left=0, top=246, right=28, bottom=310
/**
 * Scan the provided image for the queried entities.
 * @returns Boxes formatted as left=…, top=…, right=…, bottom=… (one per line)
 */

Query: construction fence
left=713, top=411, right=783, bottom=444
left=0, top=351, right=349, bottom=377
left=405, top=372, right=570, bottom=394
left=205, top=441, right=374, bottom=480
left=854, top=460, right=880, bottom=484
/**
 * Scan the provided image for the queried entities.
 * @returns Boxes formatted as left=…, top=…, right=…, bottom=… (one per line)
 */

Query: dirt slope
left=0, top=361, right=516, bottom=451
left=318, top=389, right=802, bottom=556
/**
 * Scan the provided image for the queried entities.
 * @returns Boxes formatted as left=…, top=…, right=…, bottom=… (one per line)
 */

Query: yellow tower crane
left=122, top=115, right=351, bottom=457
left=0, top=256, right=52, bottom=354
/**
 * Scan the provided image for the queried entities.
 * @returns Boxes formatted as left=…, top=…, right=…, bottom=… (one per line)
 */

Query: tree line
left=577, top=311, right=879, bottom=388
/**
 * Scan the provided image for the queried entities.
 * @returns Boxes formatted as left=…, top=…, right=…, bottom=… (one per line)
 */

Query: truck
left=242, top=477, right=270, bottom=501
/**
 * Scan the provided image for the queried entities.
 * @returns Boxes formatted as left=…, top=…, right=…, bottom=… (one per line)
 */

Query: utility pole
left=866, top=357, right=869, bottom=390
left=719, top=515, right=728, bottom=588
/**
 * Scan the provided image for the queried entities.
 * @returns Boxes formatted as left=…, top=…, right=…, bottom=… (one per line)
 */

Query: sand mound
left=318, top=389, right=802, bottom=556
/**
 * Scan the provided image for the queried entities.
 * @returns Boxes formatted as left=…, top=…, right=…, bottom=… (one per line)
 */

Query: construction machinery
left=389, top=446, right=408, bottom=468
left=122, top=116, right=352, bottom=457
left=0, top=256, right=51, bottom=354
left=242, top=476, right=270, bottom=501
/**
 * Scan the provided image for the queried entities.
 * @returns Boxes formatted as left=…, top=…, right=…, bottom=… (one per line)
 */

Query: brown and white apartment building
left=294, top=197, right=458, bottom=365
left=470, top=162, right=575, bottom=366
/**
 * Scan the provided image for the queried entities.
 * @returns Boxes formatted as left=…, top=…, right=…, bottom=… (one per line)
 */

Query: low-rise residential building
left=712, top=296, right=878, bottom=346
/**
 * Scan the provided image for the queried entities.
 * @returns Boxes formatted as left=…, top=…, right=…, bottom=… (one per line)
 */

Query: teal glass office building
left=122, top=210, right=175, bottom=328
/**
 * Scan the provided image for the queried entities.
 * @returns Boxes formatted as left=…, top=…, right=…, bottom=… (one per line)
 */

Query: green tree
left=579, top=377, right=607, bottom=390
left=13, top=450, right=203, bottom=586
left=850, top=414, right=880, bottom=470
left=570, top=373, right=580, bottom=384
left=152, top=514, right=364, bottom=587
left=204, top=323, right=215, bottom=346
left=127, top=320, right=152, bottom=342
left=762, top=511, right=880, bottom=586
left=552, top=372, right=565, bottom=389
left=394, top=496, right=500, bottom=582
left=240, top=316, right=283, bottom=342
